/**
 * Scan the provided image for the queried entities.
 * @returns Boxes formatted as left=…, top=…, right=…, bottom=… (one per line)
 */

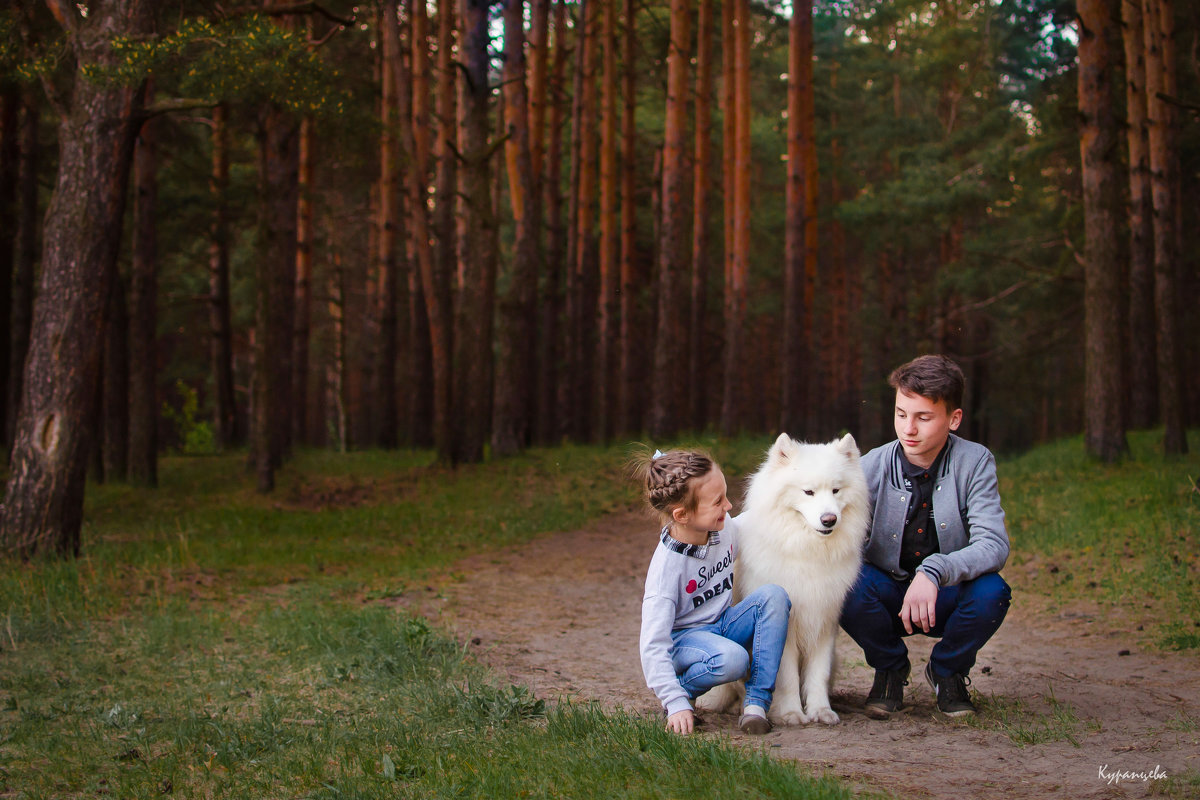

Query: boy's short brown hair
left=888, top=354, right=965, bottom=412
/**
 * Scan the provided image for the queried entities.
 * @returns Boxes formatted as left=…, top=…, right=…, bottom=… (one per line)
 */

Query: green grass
left=0, top=428, right=1195, bottom=797
left=966, top=685, right=1102, bottom=747
left=0, top=437, right=865, bottom=799
left=1000, top=428, right=1200, bottom=646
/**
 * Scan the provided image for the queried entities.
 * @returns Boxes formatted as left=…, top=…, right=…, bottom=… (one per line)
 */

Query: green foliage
left=89, top=14, right=349, bottom=116
left=161, top=380, right=217, bottom=455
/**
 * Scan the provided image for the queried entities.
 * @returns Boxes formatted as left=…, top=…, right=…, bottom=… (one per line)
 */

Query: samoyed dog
left=697, top=432, right=868, bottom=725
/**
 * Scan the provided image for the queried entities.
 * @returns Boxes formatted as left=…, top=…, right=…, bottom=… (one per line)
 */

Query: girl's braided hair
left=630, top=447, right=716, bottom=523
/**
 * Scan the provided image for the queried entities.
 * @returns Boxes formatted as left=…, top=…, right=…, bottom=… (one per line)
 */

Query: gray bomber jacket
left=861, top=434, right=1009, bottom=587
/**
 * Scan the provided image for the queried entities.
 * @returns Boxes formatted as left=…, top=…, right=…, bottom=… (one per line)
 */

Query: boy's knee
left=968, top=573, right=1012, bottom=621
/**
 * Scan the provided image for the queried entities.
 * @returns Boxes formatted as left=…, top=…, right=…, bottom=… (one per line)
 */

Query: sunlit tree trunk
left=375, top=0, right=402, bottom=449
left=453, top=0, right=499, bottom=463
left=720, top=0, right=749, bottom=436
left=595, top=0, right=619, bottom=440
left=494, top=0, right=540, bottom=455
left=429, top=0, right=457, bottom=461
left=649, top=0, right=691, bottom=439
left=688, top=0, right=714, bottom=432
left=616, top=0, right=638, bottom=435
left=1077, top=0, right=1129, bottom=462
left=293, top=116, right=315, bottom=445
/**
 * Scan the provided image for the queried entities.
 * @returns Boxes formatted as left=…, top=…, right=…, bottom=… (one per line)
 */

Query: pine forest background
left=0, top=0, right=1196, bottom=557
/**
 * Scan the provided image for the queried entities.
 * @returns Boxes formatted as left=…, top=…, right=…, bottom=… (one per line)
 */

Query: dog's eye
left=803, top=490, right=814, bottom=496
left=832, top=488, right=840, bottom=494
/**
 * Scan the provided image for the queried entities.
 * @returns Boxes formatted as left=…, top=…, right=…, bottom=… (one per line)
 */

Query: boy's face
left=894, top=389, right=962, bottom=468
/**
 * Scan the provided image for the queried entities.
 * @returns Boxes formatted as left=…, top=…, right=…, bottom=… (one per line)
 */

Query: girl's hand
left=666, top=708, right=694, bottom=735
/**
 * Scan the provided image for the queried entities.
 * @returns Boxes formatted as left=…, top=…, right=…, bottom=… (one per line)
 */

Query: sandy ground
left=409, top=509, right=1200, bottom=799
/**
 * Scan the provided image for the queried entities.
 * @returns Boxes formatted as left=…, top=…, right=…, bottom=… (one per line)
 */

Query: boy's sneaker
left=925, top=662, right=977, bottom=718
left=738, top=705, right=771, bottom=735
left=863, top=662, right=910, bottom=719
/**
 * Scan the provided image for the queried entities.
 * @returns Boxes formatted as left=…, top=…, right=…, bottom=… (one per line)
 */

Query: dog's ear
left=836, top=432, right=860, bottom=459
left=769, top=432, right=795, bottom=465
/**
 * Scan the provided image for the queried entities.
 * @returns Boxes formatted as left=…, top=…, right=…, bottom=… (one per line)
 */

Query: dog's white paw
left=800, top=706, right=840, bottom=726
left=768, top=697, right=806, bottom=726
left=695, top=683, right=739, bottom=714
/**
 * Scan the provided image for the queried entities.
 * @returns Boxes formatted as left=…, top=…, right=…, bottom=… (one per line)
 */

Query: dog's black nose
left=820, top=513, right=837, bottom=529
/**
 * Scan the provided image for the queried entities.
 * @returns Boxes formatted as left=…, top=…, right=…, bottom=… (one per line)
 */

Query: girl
left=635, top=448, right=791, bottom=735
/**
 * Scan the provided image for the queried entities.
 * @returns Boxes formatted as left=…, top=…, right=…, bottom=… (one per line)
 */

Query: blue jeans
left=839, top=562, right=1010, bottom=677
left=670, top=584, right=791, bottom=711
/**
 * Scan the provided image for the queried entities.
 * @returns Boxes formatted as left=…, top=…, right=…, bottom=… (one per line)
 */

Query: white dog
left=697, top=432, right=868, bottom=725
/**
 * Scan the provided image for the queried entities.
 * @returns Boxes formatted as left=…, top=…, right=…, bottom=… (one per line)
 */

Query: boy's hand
left=666, top=708, right=694, bottom=735
left=899, top=571, right=939, bottom=634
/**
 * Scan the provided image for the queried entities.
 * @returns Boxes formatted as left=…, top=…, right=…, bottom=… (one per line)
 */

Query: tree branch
left=142, top=97, right=218, bottom=119
left=219, top=2, right=356, bottom=27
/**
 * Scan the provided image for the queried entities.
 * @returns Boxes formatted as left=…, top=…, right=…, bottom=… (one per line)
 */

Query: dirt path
left=414, top=510, right=1199, bottom=799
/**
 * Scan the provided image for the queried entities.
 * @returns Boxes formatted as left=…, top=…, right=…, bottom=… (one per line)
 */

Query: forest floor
left=400, top=509, right=1200, bottom=799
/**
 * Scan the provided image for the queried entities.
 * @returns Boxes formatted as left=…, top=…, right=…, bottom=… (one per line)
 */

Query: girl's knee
left=755, top=583, right=792, bottom=614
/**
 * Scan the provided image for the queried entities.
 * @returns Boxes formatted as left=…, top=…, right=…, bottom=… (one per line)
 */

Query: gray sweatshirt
left=861, top=434, right=1009, bottom=587
left=639, top=516, right=741, bottom=716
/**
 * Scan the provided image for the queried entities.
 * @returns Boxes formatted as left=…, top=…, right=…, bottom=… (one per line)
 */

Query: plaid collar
left=660, top=525, right=720, bottom=559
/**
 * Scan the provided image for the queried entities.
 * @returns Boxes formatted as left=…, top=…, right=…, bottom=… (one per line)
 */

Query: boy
left=840, top=354, right=1011, bottom=718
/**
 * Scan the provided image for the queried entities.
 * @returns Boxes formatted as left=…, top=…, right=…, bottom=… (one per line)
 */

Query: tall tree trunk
left=1, top=0, right=154, bottom=558
left=428, top=0, right=457, bottom=461
left=616, top=0, right=638, bottom=435
left=101, top=274, right=129, bottom=482
left=1077, top=0, right=1129, bottom=462
left=453, top=0, right=499, bottom=464
left=209, top=104, right=240, bottom=449
left=129, top=99, right=158, bottom=486
left=327, top=246, right=349, bottom=452
left=494, top=0, right=540, bottom=455
left=407, top=0, right=434, bottom=449
left=649, top=0, right=691, bottom=439
left=375, top=0, right=402, bottom=449
left=293, top=116, right=315, bottom=445
left=535, top=0, right=567, bottom=444
left=0, top=86, right=17, bottom=444
left=780, top=0, right=811, bottom=437
left=1143, top=0, right=1188, bottom=454
left=720, top=0, right=735, bottom=433
left=688, top=0, right=714, bottom=433
left=253, top=104, right=300, bottom=490
left=720, top=0, right=749, bottom=436
left=1122, top=0, right=1157, bottom=429
left=7, top=86, right=39, bottom=447
left=568, top=0, right=599, bottom=441
left=595, top=0, right=619, bottom=441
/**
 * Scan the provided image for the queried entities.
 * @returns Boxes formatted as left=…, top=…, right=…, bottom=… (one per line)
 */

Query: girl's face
left=673, top=468, right=733, bottom=537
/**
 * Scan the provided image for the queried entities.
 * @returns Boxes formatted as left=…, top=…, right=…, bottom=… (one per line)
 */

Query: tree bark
left=494, top=0, right=541, bottom=455
left=129, top=98, right=158, bottom=486
left=293, top=116, right=315, bottom=445
left=649, top=0, right=691, bottom=439
left=720, top=0, right=749, bottom=436
left=7, top=86, right=39, bottom=447
left=1121, top=0, right=1157, bottom=429
left=453, top=0, right=499, bottom=464
left=375, top=0, right=402, bottom=449
left=0, top=87, right=17, bottom=444
left=1142, top=0, right=1188, bottom=455
left=1077, top=0, right=1129, bottom=462
left=101, top=274, right=129, bottom=482
left=428, top=0, right=457, bottom=461
left=208, top=103, right=240, bottom=449
left=595, top=0, right=619, bottom=441
left=688, top=0, right=714, bottom=433
left=1, top=0, right=154, bottom=558
left=535, top=0, right=567, bottom=444
left=616, top=0, right=638, bottom=436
